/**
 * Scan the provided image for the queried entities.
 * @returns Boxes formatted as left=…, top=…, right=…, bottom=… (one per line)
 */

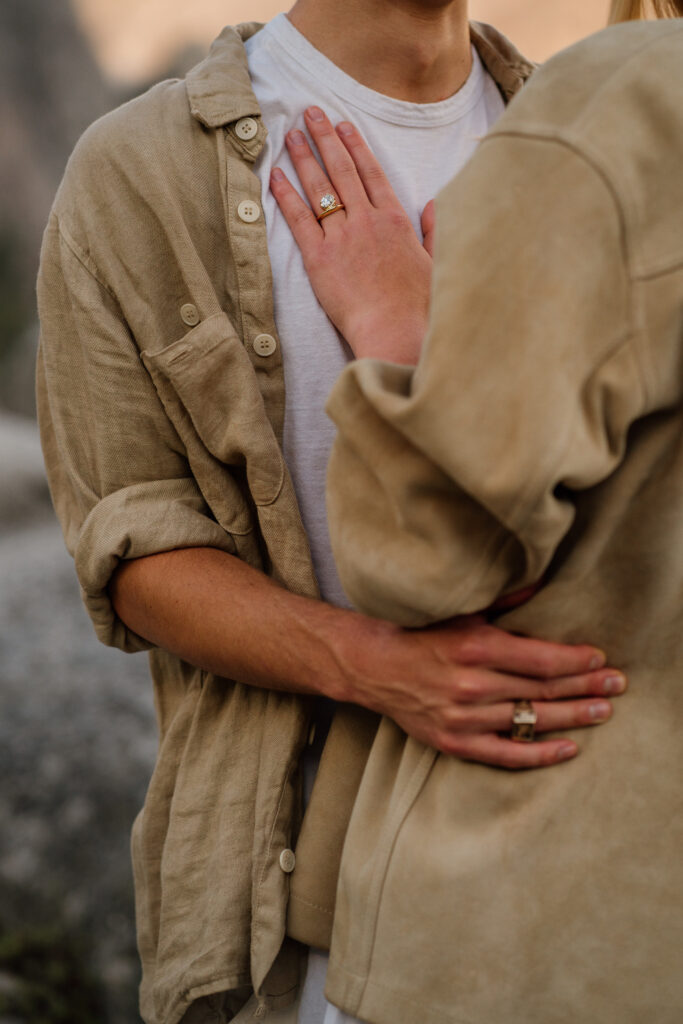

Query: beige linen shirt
left=36, top=19, right=532, bottom=1024
left=326, top=21, right=683, bottom=1024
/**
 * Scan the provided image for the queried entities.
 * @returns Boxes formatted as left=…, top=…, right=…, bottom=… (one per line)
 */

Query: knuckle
left=537, top=646, right=576, bottom=679
left=438, top=733, right=465, bottom=758
left=454, top=636, right=488, bottom=666
left=452, top=672, right=484, bottom=702
left=442, top=705, right=468, bottom=731
left=529, top=649, right=555, bottom=678
left=332, top=156, right=358, bottom=179
left=454, top=623, right=495, bottom=664
left=527, top=745, right=555, bottom=769
left=292, top=207, right=314, bottom=229
left=384, top=208, right=411, bottom=234
left=538, top=677, right=563, bottom=699
left=363, top=161, right=385, bottom=181
left=312, top=175, right=333, bottom=195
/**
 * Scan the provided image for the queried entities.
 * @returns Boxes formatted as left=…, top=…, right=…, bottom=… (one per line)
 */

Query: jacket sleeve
left=37, top=215, right=238, bottom=652
left=326, top=134, right=645, bottom=627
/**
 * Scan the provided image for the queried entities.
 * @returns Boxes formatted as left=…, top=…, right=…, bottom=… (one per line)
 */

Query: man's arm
left=110, top=546, right=623, bottom=768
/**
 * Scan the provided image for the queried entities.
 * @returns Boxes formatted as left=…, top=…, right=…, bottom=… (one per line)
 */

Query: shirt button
left=180, top=303, right=200, bottom=327
left=238, top=200, right=261, bottom=223
left=234, top=116, right=259, bottom=141
left=253, top=333, right=277, bottom=357
left=279, top=849, right=296, bottom=874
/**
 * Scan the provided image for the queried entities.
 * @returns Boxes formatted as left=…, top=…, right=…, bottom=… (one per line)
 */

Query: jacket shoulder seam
left=484, top=129, right=631, bottom=275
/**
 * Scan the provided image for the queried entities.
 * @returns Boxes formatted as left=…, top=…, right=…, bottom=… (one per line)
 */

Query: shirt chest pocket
left=141, top=311, right=285, bottom=531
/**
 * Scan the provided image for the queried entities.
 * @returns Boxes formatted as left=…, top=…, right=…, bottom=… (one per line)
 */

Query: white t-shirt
left=244, top=16, right=505, bottom=1023
left=245, top=13, right=504, bottom=610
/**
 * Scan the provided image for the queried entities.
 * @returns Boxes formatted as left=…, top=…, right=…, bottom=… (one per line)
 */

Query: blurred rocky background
left=0, top=410, right=155, bottom=1024
left=0, top=0, right=608, bottom=1021
left=1, top=1, right=155, bottom=1021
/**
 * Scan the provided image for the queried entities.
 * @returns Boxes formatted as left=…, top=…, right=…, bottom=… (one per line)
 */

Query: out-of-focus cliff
left=0, top=0, right=115, bottom=415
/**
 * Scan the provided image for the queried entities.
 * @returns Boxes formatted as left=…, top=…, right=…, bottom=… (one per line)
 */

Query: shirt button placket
left=238, top=199, right=261, bottom=223
left=253, top=333, right=277, bottom=358
left=279, top=848, right=296, bottom=873
left=234, top=116, right=259, bottom=141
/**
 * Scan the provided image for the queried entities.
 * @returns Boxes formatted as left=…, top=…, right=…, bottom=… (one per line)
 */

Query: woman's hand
left=270, top=106, right=433, bottom=365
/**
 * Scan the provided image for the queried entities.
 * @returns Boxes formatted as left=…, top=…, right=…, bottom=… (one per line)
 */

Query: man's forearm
left=108, top=545, right=625, bottom=769
left=109, top=546, right=374, bottom=701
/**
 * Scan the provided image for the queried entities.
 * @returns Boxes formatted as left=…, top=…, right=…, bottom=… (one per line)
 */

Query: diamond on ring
left=320, top=193, right=336, bottom=210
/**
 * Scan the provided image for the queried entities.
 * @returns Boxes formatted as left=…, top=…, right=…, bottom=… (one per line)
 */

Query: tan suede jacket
left=326, top=20, right=683, bottom=1024
left=36, top=19, right=533, bottom=1024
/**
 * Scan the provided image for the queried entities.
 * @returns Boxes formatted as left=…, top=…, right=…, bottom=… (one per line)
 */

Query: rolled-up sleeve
left=327, top=135, right=644, bottom=627
left=37, top=216, right=236, bottom=651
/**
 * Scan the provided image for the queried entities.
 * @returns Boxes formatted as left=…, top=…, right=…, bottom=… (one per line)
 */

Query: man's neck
left=286, top=0, right=472, bottom=104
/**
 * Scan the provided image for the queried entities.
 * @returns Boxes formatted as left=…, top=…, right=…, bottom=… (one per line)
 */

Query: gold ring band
left=317, top=202, right=345, bottom=221
left=510, top=700, right=537, bottom=742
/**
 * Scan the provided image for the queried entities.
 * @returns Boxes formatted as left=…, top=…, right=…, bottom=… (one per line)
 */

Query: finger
left=454, top=666, right=626, bottom=705
left=270, top=167, right=324, bottom=256
left=444, top=732, right=578, bottom=770
left=451, top=697, right=613, bottom=734
left=335, top=120, right=405, bottom=209
left=421, top=199, right=436, bottom=257
left=285, top=129, right=347, bottom=225
left=303, top=107, right=369, bottom=210
left=456, top=622, right=607, bottom=679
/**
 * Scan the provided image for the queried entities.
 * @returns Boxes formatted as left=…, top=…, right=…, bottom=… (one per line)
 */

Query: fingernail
left=603, top=673, right=626, bottom=695
left=556, top=742, right=577, bottom=762
left=589, top=650, right=606, bottom=670
left=271, top=167, right=285, bottom=182
left=337, top=121, right=354, bottom=136
left=307, top=105, right=324, bottom=121
left=589, top=701, right=611, bottom=722
left=288, top=130, right=306, bottom=146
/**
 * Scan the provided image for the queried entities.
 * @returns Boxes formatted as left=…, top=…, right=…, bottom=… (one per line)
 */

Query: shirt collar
left=185, top=19, right=534, bottom=130
left=470, top=21, right=536, bottom=101
left=186, top=22, right=265, bottom=128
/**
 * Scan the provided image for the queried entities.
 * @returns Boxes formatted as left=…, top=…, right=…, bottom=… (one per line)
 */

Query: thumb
left=421, top=199, right=436, bottom=258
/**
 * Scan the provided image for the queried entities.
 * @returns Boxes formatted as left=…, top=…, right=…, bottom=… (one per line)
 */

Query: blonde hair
left=609, top=0, right=683, bottom=21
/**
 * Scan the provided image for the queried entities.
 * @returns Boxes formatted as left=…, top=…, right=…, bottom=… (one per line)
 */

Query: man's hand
left=110, top=548, right=625, bottom=770
left=339, top=613, right=624, bottom=769
left=270, top=106, right=432, bottom=365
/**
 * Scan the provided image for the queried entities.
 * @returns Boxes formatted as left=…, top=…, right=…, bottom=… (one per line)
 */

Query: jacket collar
left=186, top=19, right=534, bottom=130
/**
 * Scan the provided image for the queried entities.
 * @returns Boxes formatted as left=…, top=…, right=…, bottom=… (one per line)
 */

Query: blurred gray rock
left=0, top=411, right=51, bottom=526
left=0, top=416, right=156, bottom=1023
left=0, top=0, right=114, bottom=273
left=0, top=0, right=116, bottom=416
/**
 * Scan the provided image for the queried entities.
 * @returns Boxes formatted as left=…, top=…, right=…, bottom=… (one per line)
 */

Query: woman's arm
left=272, top=108, right=638, bottom=630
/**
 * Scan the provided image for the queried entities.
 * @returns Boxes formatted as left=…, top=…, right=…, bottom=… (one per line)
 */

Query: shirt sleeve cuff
left=74, top=477, right=238, bottom=651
